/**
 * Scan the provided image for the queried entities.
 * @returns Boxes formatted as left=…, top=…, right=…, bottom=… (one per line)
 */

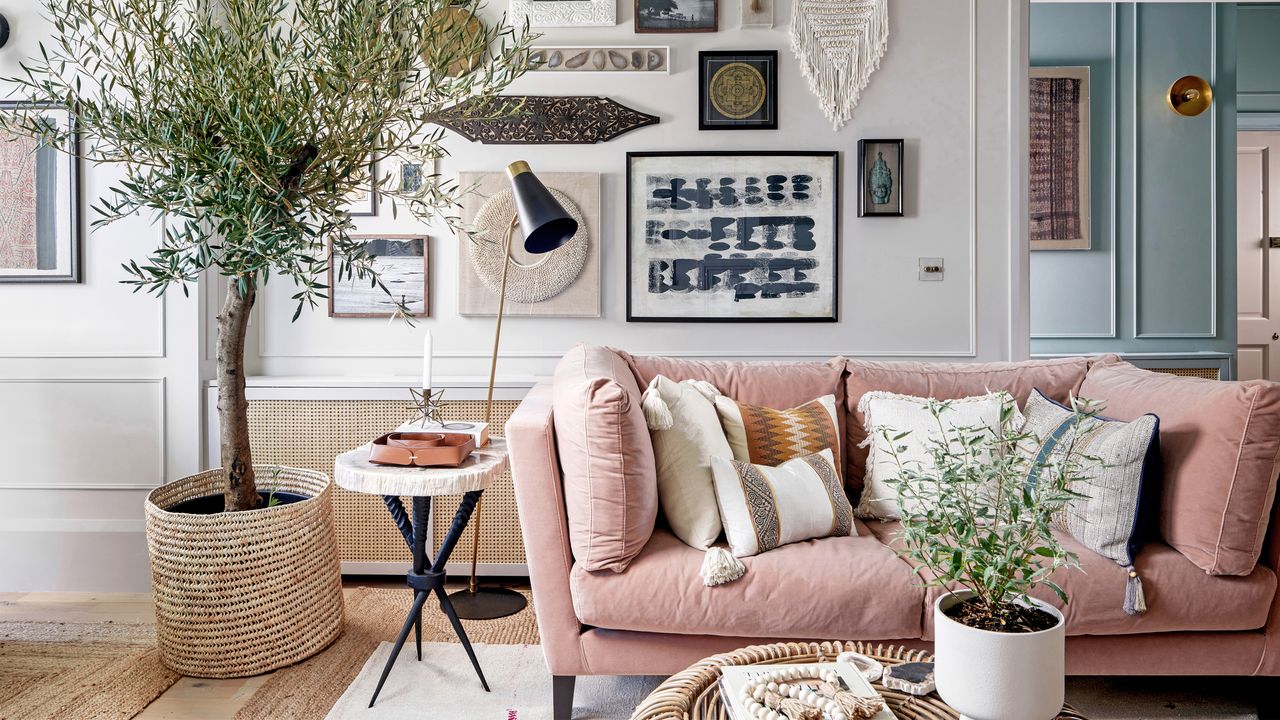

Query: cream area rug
left=326, top=642, right=660, bottom=720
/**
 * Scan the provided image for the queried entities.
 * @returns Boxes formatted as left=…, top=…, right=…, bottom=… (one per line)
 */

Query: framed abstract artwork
left=1029, top=66, right=1091, bottom=250
left=635, top=0, right=717, bottom=33
left=626, top=151, right=839, bottom=322
left=510, top=0, right=614, bottom=27
left=328, top=234, right=429, bottom=318
left=344, top=156, right=377, bottom=217
left=457, top=171, right=600, bottom=318
left=698, top=51, right=777, bottom=131
left=856, top=138, right=903, bottom=217
left=0, top=103, right=80, bottom=283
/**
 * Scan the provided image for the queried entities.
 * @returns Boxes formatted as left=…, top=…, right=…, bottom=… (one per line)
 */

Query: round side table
left=630, top=641, right=1087, bottom=720
left=334, top=439, right=509, bottom=708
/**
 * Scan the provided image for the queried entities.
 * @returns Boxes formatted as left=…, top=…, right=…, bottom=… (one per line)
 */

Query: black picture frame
left=634, top=0, right=718, bottom=33
left=0, top=102, right=81, bottom=284
left=698, top=51, right=778, bottom=131
left=346, top=156, right=378, bottom=217
left=626, top=150, right=840, bottom=323
left=857, top=138, right=904, bottom=217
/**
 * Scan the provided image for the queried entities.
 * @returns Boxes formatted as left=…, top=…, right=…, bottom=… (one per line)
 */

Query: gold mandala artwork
left=709, top=62, right=767, bottom=120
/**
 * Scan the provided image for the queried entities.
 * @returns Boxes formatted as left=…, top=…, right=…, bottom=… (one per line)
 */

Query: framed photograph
left=328, top=234, right=429, bottom=318
left=635, top=0, right=717, bottom=33
left=510, top=0, right=615, bottom=28
left=698, top=51, right=777, bottom=131
left=1029, top=66, right=1091, bottom=250
left=0, top=103, right=80, bottom=283
left=626, top=151, right=839, bottom=322
left=344, top=156, right=377, bottom=217
left=857, top=139, right=904, bottom=218
left=399, top=161, right=424, bottom=193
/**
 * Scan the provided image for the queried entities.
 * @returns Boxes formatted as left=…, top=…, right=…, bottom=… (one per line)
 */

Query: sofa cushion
left=553, top=343, right=658, bottom=573
left=1080, top=357, right=1280, bottom=576
left=865, top=521, right=1277, bottom=640
left=715, top=394, right=842, bottom=473
left=569, top=525, right=924, bottom=641
left=841, top=357, right=1094, bottom=490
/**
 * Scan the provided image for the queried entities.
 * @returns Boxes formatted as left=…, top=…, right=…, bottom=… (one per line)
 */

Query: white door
left=1239, top=132, right=1280, bottom=381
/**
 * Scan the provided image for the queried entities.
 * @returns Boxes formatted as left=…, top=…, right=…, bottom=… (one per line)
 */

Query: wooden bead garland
left=737, top=665, right=885, bottom=720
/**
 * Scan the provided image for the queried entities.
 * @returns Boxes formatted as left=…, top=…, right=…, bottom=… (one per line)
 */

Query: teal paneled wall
left=1238, top=3, right=1280, bottom=114
left=1030, top=3, right=1237, bottom=362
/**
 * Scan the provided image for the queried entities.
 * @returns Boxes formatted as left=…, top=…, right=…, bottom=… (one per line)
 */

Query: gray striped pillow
left=1019, top=389, right=1160, bottom=570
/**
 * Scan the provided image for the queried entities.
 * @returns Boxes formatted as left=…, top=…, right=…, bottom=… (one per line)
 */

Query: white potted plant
left=1, top=0, right=530, bottom=678
left=882, top=397, right=1093, bottom=720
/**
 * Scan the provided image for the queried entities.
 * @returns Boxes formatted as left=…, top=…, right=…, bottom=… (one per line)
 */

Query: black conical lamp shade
left=507, top=161, right=578, bottom=254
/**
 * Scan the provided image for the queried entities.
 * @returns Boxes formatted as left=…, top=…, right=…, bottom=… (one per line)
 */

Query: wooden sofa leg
left=553, top=675, right=576, bottom=720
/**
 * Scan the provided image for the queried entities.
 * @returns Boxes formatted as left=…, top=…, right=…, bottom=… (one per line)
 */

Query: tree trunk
left=218, top=276, right=259, bottom=512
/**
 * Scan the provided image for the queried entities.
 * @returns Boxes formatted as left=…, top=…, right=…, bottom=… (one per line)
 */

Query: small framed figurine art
left=635, top=0, right=717, bottom=33
left=698, top=51, right=777, bottom=131
left=627, top=150, right=839, bottom=323
left=328, top=234, right=429, bottom=318
left=0, top=102, right=81, bottom=283
left=857, top=138, right=904, bottom=217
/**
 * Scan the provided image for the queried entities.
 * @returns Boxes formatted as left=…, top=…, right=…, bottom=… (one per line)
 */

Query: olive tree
left=1, top=0, right=531, bottom=510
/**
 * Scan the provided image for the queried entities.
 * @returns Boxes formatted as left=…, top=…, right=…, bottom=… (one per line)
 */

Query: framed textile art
left=457, top=171, right=600, bottom=318
left=328, top=234, right=429, bottom=318
left=698, top=51, right=777, bottom=131
left=626, top=151, right=839, bottom=323
left=856, top=138, right=903, bottom=217
left=1029, top=66, right=1091, bottom=250
left=0, top=103, right=80, bottom=283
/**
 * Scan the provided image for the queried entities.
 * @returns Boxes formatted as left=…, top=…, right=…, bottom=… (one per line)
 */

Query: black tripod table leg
left=434, top=584, right=490, bottom=692
left=369, top=590, right=429, bottom=708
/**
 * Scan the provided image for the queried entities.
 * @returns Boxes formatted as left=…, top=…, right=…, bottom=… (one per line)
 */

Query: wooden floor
left=1, top=581, right=405, bottom=720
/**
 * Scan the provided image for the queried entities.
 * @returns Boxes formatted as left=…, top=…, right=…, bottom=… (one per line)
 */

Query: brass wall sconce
left=1167, top=75, right=1213, bottom=117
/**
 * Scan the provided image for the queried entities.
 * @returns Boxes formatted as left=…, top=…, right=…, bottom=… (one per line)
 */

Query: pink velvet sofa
left=506, top=346, right=1280, bottom=719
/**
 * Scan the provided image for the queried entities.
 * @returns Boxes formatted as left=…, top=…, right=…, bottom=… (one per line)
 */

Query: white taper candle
left=422, top=330, right=433, bottom=392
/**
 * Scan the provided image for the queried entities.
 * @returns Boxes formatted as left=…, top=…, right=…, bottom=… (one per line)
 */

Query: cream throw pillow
left=639, top=375, right=732, bottom=550
left=856, top=391, right=1020, bottom=520
left=710, top=449, right=854, bottom=559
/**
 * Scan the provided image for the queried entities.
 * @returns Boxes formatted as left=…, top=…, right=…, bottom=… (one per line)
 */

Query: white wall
left=0, top=0, right=1027, bottom=590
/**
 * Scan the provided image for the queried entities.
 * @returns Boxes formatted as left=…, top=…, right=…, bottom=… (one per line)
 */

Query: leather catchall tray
left=368, top=432, right=477, bottom=468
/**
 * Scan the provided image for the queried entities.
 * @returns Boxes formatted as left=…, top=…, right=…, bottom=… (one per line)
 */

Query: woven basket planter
left=144, top=465, right=345, bottom=678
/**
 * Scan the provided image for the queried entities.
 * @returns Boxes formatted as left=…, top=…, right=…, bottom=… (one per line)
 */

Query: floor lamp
left=448, top=161, right=579, bottom=620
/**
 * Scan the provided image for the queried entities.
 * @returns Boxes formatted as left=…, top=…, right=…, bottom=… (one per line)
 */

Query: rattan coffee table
left=630, top=641, right=1087, bottom=720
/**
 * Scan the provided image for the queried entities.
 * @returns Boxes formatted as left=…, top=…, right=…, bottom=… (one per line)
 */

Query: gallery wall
left=1028, top=2, right=1238, bottom=360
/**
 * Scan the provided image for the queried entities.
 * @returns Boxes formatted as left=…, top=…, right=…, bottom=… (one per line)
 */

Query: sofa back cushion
left=1079, top=357, right=1280, bottom=576
left=614, top=351, right=847, bottom=409
left=841, top=356, right=1093, bottom=490
left=552, top=343, right=658, bottom=573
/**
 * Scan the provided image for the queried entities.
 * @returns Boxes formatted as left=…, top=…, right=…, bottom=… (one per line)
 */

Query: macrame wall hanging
left=790, top=0, right=889, bottom=130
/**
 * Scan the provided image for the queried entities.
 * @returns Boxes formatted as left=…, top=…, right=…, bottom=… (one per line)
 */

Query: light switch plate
left=919, top=257, right=944, bottom=281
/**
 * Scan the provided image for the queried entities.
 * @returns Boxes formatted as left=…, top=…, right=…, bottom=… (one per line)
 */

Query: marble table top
left=333, top=438, right=509, bottom=497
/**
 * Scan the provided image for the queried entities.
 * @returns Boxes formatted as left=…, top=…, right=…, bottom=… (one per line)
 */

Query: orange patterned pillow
left=714, top=395, right=842, bottom=476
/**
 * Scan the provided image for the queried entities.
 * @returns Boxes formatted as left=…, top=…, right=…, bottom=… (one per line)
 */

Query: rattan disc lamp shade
left=450, top=160, right=578, bottom=620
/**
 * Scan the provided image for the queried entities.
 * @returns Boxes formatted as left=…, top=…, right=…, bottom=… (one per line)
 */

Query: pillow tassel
left=700, top=546, right=746, bottom=586
left=1123, top=565, right=1147, bottom=615
left=640, top=379, right=674, bottom=430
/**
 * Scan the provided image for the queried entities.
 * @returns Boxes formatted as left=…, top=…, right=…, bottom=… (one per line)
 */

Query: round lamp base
left=447, top=587, right=527, bottom=620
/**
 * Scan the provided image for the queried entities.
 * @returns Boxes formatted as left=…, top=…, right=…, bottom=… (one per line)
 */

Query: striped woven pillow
left=714, top=394, right=842, bottom=476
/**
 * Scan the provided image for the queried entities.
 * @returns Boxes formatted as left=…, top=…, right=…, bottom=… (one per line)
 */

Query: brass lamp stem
left=469, top=214, right=519, bottom=594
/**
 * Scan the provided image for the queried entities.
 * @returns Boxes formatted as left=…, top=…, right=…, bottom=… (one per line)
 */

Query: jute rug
left=233, top=585, right=540, bottom=720
left=0, top=619, right=180, bottom=720
left=324, top=642, right=661, bottom=720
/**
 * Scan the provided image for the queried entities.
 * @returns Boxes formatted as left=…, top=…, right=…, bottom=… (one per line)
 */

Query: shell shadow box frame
left=457, top=171, right=601, bottom=317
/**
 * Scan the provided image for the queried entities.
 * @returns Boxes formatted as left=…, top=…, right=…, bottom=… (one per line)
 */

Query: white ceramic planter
left=934, top=590, right=1065, bottom=720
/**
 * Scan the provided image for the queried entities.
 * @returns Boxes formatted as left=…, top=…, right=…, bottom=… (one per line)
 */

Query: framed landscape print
left=698, top=51, right=777, bottom=130
left=510, top=0, right=615, bottom=27
left=0, top=103, right=80, bottom=283
left=635, top=0, right=717, bottom=33
left=626, top=151, right=839, bottom=322
left=857, top=138, right=903, bottom=217
left=1029, top=66, right=1091, bottom=250
left=328, top=234, right=429, bottom=318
